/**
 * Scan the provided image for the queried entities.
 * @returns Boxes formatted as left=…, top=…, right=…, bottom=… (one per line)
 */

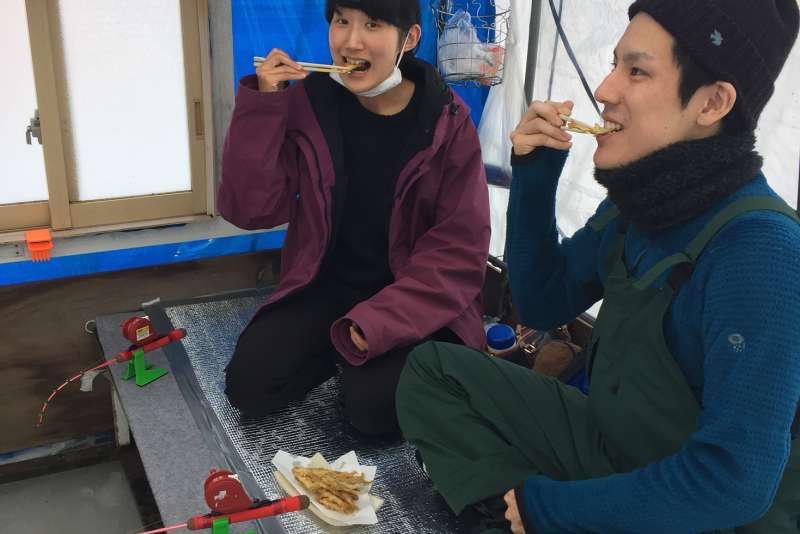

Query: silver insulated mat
left=156, top=292, right=467, bottom=534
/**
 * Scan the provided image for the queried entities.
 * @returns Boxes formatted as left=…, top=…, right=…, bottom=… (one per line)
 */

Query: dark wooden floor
left=0, top=250, right=278, bottom=456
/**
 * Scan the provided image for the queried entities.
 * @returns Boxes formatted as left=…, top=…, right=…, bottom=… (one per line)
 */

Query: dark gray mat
left=100, top=289, right=466, bottom=534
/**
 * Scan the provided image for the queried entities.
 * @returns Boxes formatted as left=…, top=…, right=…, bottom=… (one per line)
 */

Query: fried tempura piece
left=559, top=114, right=612, bottom=136
left=292, top=466, right=370, bottom=514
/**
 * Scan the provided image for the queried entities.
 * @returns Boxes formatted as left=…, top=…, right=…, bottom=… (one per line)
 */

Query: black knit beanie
left=628, top=0, right=799, bottom=130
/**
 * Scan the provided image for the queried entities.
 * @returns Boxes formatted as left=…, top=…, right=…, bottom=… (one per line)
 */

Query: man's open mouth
left=601, top=121, right=624, bottom=135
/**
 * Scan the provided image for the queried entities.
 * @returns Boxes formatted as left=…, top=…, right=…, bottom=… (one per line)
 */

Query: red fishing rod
left=139, top=470, right=310, bottom=533
left=37, top=317, right=186, bottom=425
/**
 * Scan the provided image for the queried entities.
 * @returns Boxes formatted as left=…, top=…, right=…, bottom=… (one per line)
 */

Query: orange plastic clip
left=25, top=228, right=53, bottom=262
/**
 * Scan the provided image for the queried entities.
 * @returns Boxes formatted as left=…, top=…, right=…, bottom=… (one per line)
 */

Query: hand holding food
left=510, top=100, right=575, bottom=155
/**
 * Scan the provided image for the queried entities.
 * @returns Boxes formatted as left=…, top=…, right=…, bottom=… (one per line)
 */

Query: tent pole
left=524, top=0, right=543, bottom=104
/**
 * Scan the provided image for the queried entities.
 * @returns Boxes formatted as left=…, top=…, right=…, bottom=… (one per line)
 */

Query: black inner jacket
left=304, top=57, right=454, bottom=291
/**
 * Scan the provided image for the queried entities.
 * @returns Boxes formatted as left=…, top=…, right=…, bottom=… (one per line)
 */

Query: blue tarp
left=0, top=231, right=286, bottom=287
left=231, top=0, right=491, bottom=126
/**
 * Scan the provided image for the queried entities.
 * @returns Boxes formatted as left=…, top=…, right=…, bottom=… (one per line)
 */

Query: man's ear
left=696, top=81, right=737, bottom=127
left=403, top=24, right=422, bottom=52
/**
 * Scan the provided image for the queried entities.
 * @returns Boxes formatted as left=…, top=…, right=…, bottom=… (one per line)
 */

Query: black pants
left=224, top=280, right=462, bottom=435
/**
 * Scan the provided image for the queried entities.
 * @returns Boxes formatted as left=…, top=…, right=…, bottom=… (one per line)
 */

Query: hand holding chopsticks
left=253, top=56, right=355, bottom=74
left=252, top=49, right=306, bottom=93
left=253, top=49, right=357, bottom=93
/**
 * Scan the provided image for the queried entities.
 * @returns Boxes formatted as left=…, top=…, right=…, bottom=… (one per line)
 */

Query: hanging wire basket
left=432, top=0, right=510, bottom=87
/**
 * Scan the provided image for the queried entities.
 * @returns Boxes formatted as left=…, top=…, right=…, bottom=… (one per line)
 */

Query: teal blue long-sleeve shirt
left=507, top=148, right=800, bottom=533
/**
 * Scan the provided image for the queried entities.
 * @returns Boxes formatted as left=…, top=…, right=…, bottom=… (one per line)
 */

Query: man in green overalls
left=396, top=1, right=800, bottom=532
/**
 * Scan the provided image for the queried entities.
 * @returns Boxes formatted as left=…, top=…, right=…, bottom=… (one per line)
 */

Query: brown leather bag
left=511, top=326, right=584, bottom=382
left=482, top=256, right=585, bottom=383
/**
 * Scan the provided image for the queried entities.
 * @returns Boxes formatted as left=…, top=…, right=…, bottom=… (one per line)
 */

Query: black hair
left=325, top=0, right=421, bottom=35
left=672, top=41, right=745, bottom=133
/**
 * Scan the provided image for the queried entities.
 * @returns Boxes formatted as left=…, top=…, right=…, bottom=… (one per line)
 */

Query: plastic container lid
left=486, top=324, right=516, bottom=351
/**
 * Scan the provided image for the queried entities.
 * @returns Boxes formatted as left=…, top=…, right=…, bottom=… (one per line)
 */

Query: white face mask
left=330, top=32, right=410, bottom=98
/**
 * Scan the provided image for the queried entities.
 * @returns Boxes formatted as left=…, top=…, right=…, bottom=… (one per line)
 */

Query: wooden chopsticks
left=252, top=56, right=356, bottom=74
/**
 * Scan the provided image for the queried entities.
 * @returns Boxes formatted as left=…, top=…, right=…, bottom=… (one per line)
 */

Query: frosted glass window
left=56, top=1, right=192, bottom=201
left=1, top=0, right=49, bottom=205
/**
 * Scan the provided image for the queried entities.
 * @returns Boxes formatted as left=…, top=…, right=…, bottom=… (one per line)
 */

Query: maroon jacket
left=218, top=61, right=490, bottom=365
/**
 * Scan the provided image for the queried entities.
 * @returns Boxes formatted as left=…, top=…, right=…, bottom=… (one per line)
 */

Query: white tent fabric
left=531, top=0, right=628, bottom=238
left=477, top=0, right=531, bottom=257
left=478, top=0, right=800, bottom=258
left=531, top=0, right=800, bottom=239
left=474, top=0, right=799, bottom=316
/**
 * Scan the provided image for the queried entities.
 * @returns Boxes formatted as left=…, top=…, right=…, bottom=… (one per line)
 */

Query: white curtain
left=477, top=0, right=532, bottom=258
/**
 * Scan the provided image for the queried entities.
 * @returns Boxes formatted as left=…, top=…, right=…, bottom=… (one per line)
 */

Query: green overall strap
left=633, top=197, right=800, bottom=291
left=587, top=205, right=620, bottom=232
left=587, top=205, right=623, bottom=282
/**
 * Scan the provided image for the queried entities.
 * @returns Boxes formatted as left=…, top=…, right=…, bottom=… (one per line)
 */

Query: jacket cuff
left=515, top=482, right=538, bottom=534
left=510, top=146, right=568, bottom=167
left=239, top=74, right=260, bottom=91
left=330, top=317, right=371, bottom=366
left=235, top=75, right=290, bottom=108
left=510, top=149, right=540, bottom=167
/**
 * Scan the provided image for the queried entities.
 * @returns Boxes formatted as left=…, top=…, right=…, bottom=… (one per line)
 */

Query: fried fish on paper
left=272, top=450, right=380, bottom=526
left=292, top=466, right=368, bottom=514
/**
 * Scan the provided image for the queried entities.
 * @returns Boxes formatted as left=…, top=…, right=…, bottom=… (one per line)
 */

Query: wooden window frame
left=0, top=0, right=214, bottom=238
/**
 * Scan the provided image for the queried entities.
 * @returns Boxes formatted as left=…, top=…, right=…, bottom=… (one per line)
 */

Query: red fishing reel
left=138, top=469, right=310, bottom=532
left=121, top=316, right=160, bottom=346
left=203, top=469, right=254, bottom=514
